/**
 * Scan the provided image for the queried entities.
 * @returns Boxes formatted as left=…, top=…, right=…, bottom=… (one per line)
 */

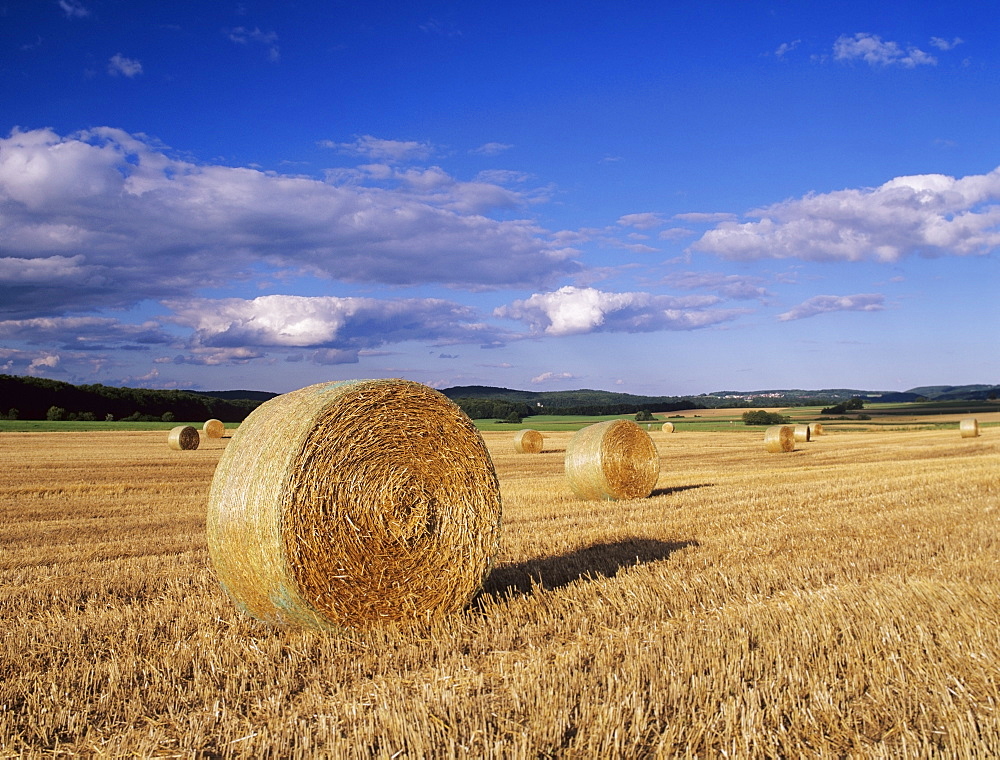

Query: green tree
left=742, top=410, right=788, bottom=426
left=635, top=409, right=655, bottom=421
left=161, top=411, right=176, bottom=423
left=46, top=405, right=66, bottom=421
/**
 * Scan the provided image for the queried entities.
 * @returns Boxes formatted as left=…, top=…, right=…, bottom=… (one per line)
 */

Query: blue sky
left=1, top=1, right=997, bottom=396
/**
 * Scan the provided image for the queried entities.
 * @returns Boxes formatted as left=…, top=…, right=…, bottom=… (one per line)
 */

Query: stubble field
left=1, top=420, right=998, bottom=757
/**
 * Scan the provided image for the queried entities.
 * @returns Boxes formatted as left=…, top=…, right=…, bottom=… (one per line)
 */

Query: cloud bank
left=0, top=127, right=578, bottom=319
left=777, top=294, right=885, bottom=321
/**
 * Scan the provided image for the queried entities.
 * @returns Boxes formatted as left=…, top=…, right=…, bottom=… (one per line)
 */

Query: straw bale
left=764, top=425, right=795, bottom=453
left=203, top=418, right=225, bottom=438
left=206, top=378, right=502, bottom=632
left=564, top=419, right=659, bottom=501
left=794, top=424, right=811, bottom=442
left=167, top=425, right=200, bottom=451
left=959, top=418, right=980, bottom=438
left=513, top=428, right=544, bottom=454
left=809, top=422, right=824, bottom=437
left=661, top=422, right=675, bottom=433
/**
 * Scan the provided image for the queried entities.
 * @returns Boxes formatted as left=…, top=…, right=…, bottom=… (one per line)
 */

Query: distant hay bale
left=513, top=428, right=544, bottom=453
left=167, top=425, right=200, bottom=451
left=764, top=425, right=795, bottom=453
left=809, top=422, right=824, bottom=437
left=203, top=418, right=225, bottom=438
left=661, top=422, right=675, bottom=433
left=206, top=379, right=502, bottom=632
left=794, top=424, right=811, bottom=442
left=564, top=419, right=659, bottom=501
left=960, top=418, right=980, bottom=438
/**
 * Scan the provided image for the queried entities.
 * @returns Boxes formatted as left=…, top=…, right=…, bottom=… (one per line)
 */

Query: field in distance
left=1, top=418, right=998, bottom=756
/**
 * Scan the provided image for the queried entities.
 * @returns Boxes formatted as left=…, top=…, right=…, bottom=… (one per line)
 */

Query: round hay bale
left=167, top=425, right=200, bottom=451
left=513, top=428, right=544, bottom=454
left=564, top=419, right=659, bottom=501
left=959, top=418, right=980, bottom=438
left=764, top=425, right=795, bottom=453
left=793, top=424, right=811, bottom=442
left=206, top=379, right=502, bottom=632
left=809, top=422, right=824, bottom=437
left=203, top=418, right=226, bottom=438
left=662, top=422, right=675, bottom=433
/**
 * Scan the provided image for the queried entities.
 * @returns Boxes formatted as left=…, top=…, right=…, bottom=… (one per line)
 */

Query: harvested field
left=1, top=427, right=999, bottom=757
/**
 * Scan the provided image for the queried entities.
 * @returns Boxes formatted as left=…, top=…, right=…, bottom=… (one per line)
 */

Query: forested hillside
left=0, top=375, right=268, bottom=422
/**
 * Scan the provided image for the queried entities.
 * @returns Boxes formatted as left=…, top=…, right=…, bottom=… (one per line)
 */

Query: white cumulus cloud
left=494, top=286, right=741, bottom=336
left=832, top=33, right=936, bottom=68
left=690, top=167, right=1000, bottom=262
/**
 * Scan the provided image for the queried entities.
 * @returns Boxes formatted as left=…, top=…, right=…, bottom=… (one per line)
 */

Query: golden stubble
left=1, top=426, right=998, bottom=757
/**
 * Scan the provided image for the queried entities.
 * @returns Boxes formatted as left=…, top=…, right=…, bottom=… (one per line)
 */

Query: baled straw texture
left=662, top=421, right=675, bottom=433
left=794, top=424, right=811, bottom=442
left=960, top=418, right=980, bottom=438
left=167, top=425, right=199, bottom=451
left=203, top=418, right=225, bottom=438
left=513, top=428, right=544, bottom=454
left=764, top=425, right=795, bottom=453
left=809, top=422, right=824, bottom=437
left=564, top=419, right=659, bottom=501
left=206, top=379, right=502, bottom=632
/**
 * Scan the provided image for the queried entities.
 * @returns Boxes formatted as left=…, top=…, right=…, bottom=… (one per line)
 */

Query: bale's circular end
left=959, top=418, right=980, bottom=438
left=661, top=422, right=675, bottom=433
left=206, top=379, right=502, bottom=632
left=513, top=428, right=544, bottom=454
left=809, top=422, right=824, bottom=437
left=203, top=418, right=225, bottom=438
left=167, top=425, right=200, bottom=450
left=564, top=419, right=659, bottom=501
left=793, top=424, right=811, bottom=442
left=764, top=425, right=795, bottom=453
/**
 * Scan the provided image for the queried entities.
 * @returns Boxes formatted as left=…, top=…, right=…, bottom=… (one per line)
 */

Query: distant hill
left=0, top=375, right=995, bottom=422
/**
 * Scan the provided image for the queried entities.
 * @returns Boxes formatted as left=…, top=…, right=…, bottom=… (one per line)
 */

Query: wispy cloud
left=108, top=53, right=142, bottom=77
left=471, top=142, right=513, bottom=156
left=690, top=167, right=1000, bottom=262
left=832, top=33, right=936, bottom=68
left=774, top=39, right=800, bottom=58
left=531, top=371, right=579, bottom=384
left=777, top=294, right=885, bottom=321
left=495, top=285, right=741, bottom=337
left=58, top=0, right=89, bottom=19
left=617, top=212, right=666, bottom=230
left=226, top=26, right=280, bottom=62
left=320, top=134, right=434, bottom=163
left=665, top=271, right=771, bottom=301
left=929, top=36, right=963, bottom=51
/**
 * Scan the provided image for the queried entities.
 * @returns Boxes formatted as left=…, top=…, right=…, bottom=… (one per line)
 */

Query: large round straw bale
left=764, top=425, right=795, bottom=453
left=794, top=424, right=811, bottom=442
left=959, top=418, right=980, bottom=438
left=167, top=425, right=200, bottom=451
left=513, top=428, right=544, bottom=453
left=809, top=422, right=824, bottom=437
left=203, top=418, right=225, bottom=438
left=206, top=379, right=501, bottom=632
left=661, top=421, right=675, bottom=433
left=564, top=419, right=659, bottom=501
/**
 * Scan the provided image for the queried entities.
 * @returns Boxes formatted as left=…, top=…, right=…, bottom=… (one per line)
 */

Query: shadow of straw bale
left=650, top=483, right=713, bottom=498
left=475, top=538, right=698, bottom=603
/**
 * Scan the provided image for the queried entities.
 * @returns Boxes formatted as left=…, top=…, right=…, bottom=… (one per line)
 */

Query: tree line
left=0, top=375, right=264, bottom=422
